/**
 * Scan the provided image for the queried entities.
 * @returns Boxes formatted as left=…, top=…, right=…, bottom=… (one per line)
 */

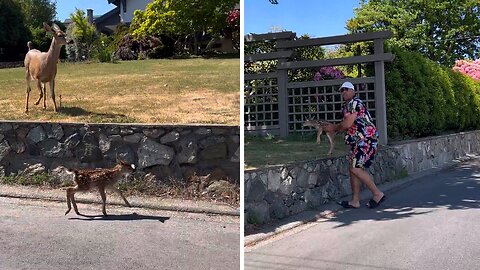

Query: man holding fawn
left=324, top=82, right=385, bottom=209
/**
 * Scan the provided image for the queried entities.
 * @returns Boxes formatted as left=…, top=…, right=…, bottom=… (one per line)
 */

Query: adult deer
left=24, top=22, right=70, bottom=113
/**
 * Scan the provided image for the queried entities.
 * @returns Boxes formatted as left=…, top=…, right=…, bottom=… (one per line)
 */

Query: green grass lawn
left=0, top=58, right=240, bottom=124
left=245, top=133, right=350, bottom=169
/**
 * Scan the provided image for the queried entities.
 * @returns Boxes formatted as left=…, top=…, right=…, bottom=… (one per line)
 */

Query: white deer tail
left=27, top=41, right=34, bottom=51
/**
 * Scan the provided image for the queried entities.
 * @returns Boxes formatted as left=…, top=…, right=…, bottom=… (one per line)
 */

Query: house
left=63, top=0, right=151, bottom=34
left=107, top=0, right=152, bottom=24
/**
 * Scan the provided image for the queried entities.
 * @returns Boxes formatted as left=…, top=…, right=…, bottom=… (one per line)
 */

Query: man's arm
left=324, top=113, right=356, bottom=132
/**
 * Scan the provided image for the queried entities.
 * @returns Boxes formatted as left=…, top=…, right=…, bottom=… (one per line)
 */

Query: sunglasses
left=340, top=87, right=351, bottom=93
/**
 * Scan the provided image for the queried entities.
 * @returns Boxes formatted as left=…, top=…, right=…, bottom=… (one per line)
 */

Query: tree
left=15, top=0, right=59, bottom=55
left=66, top=9, right=97, bottom=61
left=131, top=0, right=238, bottom=54
left=0, top=0, right=31, bottom=61
left=14, top=0, right=56, bottom=29
left=347, top=0, right=480, bottom=66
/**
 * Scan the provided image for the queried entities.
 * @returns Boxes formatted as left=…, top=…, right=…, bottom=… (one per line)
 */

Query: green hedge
left=385, top=46, right=480, bottom=140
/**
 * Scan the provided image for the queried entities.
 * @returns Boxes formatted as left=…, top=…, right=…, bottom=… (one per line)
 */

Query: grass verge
left=0, top=58, right=240, bottom=124
left=245, top=132, right=350, bottom=169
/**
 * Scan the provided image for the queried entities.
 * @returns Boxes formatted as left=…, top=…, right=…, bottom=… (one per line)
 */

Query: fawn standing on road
left=64, top=159, right=135, bottom=216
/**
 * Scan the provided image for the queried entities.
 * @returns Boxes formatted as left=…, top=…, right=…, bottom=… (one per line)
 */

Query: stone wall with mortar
left=245, top=131, right=480, bottom=224
left=0, top=121, right=239, bottom=183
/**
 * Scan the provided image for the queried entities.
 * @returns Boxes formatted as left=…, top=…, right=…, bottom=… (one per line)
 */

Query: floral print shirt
left=343, top=97, right=378, bottom=145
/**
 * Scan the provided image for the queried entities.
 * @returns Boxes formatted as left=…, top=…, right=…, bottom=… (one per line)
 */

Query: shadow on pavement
left=325, top=162, right=480, bottom=228
left=68, top=212, right=170, bottom=223
left=246, top=161, right=480, bottom=235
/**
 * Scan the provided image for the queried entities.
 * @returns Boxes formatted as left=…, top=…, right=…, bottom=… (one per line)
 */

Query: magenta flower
left=314, top=66, right=345, bottom=81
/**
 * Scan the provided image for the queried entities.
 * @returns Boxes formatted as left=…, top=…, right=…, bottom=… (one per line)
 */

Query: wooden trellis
left=244, top=31, right=393, bottom=145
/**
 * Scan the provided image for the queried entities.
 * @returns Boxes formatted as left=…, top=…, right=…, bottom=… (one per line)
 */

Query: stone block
left=246, top=201, right=270, bottom=224
left=26, top=126, right=47, bottom=144
left=137, top=138, right=175, bottom=168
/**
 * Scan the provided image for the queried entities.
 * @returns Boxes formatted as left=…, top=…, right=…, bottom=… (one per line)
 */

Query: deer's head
left=118, top=158, right=136, bottom=173
left=43, top=22, right=73, bottom=45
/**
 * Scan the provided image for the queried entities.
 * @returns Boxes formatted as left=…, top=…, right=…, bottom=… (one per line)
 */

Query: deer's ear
left=52, top=23, right=61, bottom=32
left=43, top=22, right=53, bottom=33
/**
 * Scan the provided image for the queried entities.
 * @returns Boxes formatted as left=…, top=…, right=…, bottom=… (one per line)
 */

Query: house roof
left=107, top=0, right=120, bottom=6
left=94, top=6, right=120, bottom=24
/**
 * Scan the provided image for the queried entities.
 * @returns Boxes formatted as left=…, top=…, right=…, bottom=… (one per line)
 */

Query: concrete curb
left=244, top=156, right=478, bottom=247
left=0, top=184, right=240, bottom=216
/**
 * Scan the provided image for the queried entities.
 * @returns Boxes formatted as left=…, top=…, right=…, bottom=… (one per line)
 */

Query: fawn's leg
left=326, top=132, right=335, bottom=155
left=49, top=80, right=58, bottom=112
left=65, top=186, right=80, bottom=215
left=25, top=75, right=32, bottom=113
left=65, top=187, right=72, bottom=215
left=34, top=80, right=43, bottom=106
left=316, top=129, right=322, bottom=144
left=99, top=186, right=107, bottom=216
left=110, top=186, right=131, bottom=207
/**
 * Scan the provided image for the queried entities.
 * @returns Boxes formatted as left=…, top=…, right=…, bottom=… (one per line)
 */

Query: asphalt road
left=245, top=159, right=480, bottom=270
left=0, top=197, right=239, bottom=270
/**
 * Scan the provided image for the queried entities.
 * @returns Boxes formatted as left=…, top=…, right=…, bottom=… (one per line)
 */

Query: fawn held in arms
left=24, top=22, right=72, bottom=113
left=64, top=159, right=135, bottom=216
left=303, top=118, right=336, bottom=155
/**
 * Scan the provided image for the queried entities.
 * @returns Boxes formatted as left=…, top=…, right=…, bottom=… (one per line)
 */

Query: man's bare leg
left=350, top=167, right=384, bottom=203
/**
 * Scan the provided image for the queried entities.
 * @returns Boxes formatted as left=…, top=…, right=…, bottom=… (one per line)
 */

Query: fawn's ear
left=43, top=22, right=53, bottom=33
left=52, top=23, right=61, bottom=32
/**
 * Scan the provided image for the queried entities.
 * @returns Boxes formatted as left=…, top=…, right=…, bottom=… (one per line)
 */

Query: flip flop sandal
left=367, top=195, right=386, bottom=209
left=337, top=201, right=360, bottom=209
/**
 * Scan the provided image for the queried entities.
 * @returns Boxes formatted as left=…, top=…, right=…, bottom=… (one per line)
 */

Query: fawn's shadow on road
left=68, top=212, right=170, bottom=223
left=58, top=106, right=134, bottom=122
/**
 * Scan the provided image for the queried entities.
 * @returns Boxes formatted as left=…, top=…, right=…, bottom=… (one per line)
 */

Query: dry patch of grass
left=0, top=58, right=240, bottom=124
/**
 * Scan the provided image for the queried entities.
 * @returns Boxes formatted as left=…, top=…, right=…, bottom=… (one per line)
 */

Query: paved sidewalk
left=245, top=158, right=480, bottom=269
left=0, top=184, right=240, bottom=216
left=245, top=155, right=478, bottom=247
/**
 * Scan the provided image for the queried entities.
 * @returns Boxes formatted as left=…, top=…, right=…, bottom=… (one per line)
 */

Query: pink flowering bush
left=314, top=66, right=345, bottom=81
left=453, top=59, right=480, bottom=81
left=227, top=9, right=240, bottom=28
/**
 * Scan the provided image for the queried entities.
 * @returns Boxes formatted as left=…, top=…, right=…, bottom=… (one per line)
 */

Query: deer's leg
left=65, top=187, right=72, bottom=215
left=326, top=133, right=335, bottom=155
left=110, top=186, right=131, bottom=207
left=25, top=75, right=32, bottom=113
left=65, top=186, right=80, bottom=215
left=49, top=80, right=58, bottom=112
left=99, top=186, right=107, bottom=216
left=34, top=80, right=43, bottom=106
left=316, top=129, right=322, bottom=144
left=42, top=83, right=47, bottom=109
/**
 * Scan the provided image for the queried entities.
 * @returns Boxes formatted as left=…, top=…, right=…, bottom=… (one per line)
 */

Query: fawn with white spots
left=303, top=119, right=336, bottom=155
left=64, top=159, right=135, bottom=216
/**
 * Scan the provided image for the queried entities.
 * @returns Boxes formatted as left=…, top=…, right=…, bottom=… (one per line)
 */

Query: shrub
left=385, top=46, right=480, bottom=140
left=114, top=33, right=164, bottom=61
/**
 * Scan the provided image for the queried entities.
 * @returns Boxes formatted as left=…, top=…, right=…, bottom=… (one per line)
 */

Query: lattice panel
left=288, top=82, right=376, bottom=133
left=244, top=78, right=280, bottom=129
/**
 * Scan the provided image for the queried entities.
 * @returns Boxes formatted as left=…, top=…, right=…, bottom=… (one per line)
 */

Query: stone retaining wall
left=245, top=131, right=480, bottom=224
left=0, top=121, right=240, bottom=183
